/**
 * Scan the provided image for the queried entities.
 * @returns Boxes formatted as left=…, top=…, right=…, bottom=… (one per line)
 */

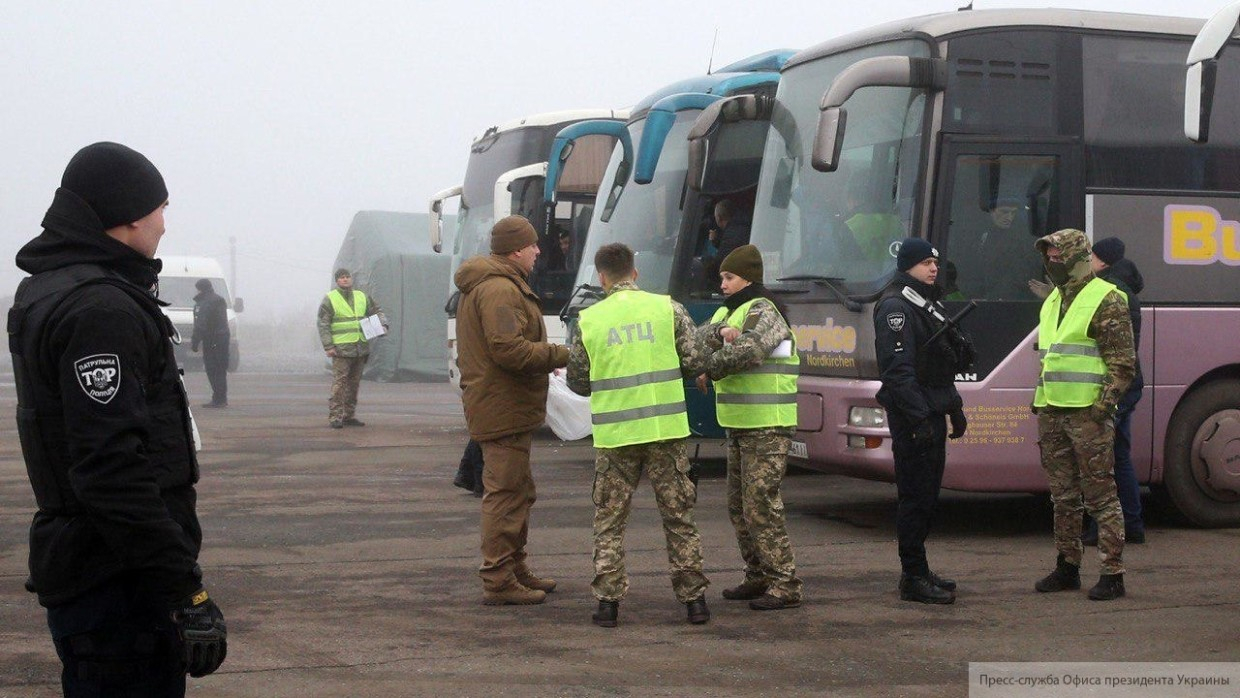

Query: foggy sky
left=1, top=0, right=1230, bottom=318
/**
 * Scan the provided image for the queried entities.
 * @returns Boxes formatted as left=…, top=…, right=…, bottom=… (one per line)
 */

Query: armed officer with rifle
left=873, top=238, right=976, bottom=605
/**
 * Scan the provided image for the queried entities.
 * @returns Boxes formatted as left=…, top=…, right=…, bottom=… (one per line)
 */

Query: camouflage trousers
left=727, top=429, right=802, bottom=601
left=1037, top=408, right=1125, bottom=574
left=329, top=355, right=365, bottom=421
left=592, top=440, right=708, bottom=603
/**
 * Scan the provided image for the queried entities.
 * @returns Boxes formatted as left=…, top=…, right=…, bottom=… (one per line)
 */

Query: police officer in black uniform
left=8, top=142, right=227, bottom=696
left=873, top=238, right=974, bottom=605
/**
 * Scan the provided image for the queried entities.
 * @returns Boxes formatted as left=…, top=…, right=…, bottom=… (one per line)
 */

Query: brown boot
left=482, top=583, right=546, bottom=606
left=721, top=579, right=767, bottom=600
left=515, top=567, right=557, bottom=593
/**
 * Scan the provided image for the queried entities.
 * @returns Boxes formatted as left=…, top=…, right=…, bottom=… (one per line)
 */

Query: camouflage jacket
left=567, top=281, right=709, bottom=396
left=317, top=288, right=386, bottom=358
left=697, top=292, right=797, bottom=437
left=1035, top=229, right=1135, bottom=413
left=696, top=293, right=792, bottom=382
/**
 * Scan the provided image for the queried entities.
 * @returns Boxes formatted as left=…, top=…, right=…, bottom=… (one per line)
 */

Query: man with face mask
left=1031, top=229, right=1135, bottom=601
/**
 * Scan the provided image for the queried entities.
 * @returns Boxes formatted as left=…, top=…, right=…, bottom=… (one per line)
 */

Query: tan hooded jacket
left=454, top=254, right=569, bottom=441
left=1034, top=229, right=1136, bottom=413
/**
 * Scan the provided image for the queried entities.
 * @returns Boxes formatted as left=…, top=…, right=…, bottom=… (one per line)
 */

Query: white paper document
left=769, top=339, right=793, bottom=358
left=360, top=314, right=387, bottom=340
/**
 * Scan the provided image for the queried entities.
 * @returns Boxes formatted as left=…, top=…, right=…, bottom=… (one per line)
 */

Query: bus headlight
left=849, top=406, right=886, bottom=428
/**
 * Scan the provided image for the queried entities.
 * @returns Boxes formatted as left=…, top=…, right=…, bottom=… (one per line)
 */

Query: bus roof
left=787, top=9, right=1206, bottom=71
left=472, top=109, right=629, bottom=145
left=630, top=49, right=797, bottom=115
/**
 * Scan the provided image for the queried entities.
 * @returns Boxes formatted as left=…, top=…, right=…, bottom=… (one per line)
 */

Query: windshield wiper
left=775, top=275, right=863, bottom=312
left=560, top=283, right=604, bottom=323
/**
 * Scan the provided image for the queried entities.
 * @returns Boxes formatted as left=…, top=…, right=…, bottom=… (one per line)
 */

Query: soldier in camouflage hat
left=567, top=243, right=712, bottom=628
left=696, top=244, right=804, bottom=611
left=1031, top=228, right=1136, bottom=601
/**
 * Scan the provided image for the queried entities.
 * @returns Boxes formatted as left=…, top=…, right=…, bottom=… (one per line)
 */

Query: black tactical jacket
left=9, top=188, right=202, bottom=607
left=873, top=272, right=970, bottom=426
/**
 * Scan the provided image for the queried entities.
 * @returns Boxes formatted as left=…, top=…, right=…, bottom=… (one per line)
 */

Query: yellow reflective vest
left=1034, top=278, right=1124, bottom=408
left=328, top=289, right=368, bottom=346
left=578, top=289, right=689, bottom=448
left=710, top=298, right=799, bottom=429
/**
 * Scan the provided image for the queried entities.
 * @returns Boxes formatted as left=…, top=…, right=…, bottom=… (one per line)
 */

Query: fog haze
left=1, top=0, right=1229, bottom=319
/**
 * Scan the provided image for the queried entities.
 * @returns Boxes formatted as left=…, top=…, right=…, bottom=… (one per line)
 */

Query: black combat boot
left=592, top=600, right=619, bottom=628
left=899, top=574, right=955, bottom=604
left=1034, top=554, right=1081, bottom=593
left=926, top=571, right=957, bottom=592
left=686, top=597, right=710, bottom=624
left=452, top=461, right=475, bottom=491
left=1088, top=573, right=1125, bottom=601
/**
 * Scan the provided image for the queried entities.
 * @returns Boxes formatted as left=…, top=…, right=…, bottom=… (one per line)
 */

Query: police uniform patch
left=75, top=354, right=120, bottom=404
left=886, top=312, right=906, bottom=332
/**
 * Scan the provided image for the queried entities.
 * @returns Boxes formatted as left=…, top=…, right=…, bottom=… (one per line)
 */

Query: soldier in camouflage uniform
left=696, top=245, right=803, bottom=611
left=1031, top=229, right=1135, bottom=601
left=317, top=269, right=386, bottom=428
left=567, top=243, right=711, bottom=627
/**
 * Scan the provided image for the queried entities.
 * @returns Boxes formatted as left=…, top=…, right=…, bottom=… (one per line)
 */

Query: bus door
left=931, top=136, right=1082, bottom=387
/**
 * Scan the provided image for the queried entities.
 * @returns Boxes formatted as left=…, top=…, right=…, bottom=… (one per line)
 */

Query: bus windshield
left=751, top=40, right=932, bottom=290
left=453, top=130, right=542, bottom=268
left=575, top=112, right=697, bottom=294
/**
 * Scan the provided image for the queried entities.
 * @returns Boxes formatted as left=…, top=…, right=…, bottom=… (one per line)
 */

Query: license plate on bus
left=788, top=440, right=808, bottom=460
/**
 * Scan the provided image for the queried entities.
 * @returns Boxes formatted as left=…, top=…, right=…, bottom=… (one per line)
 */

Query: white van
left=157, top=255, right=242, bottom=371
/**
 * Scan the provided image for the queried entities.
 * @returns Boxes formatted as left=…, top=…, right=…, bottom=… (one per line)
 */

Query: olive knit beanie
left=720, top=244, right=763, bottom=284
left=491, top=215, right=539, bottom=254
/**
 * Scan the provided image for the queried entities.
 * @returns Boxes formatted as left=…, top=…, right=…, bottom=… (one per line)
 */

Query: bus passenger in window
left=974, top=197, right=1042, bottom=300
left=842, top=175, right=904, bottom=271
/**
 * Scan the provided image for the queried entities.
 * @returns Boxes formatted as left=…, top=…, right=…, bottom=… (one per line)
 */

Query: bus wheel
left=1162, top=380, right=1240, bottom=528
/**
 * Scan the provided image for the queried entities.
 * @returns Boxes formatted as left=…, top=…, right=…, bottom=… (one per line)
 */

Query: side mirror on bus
left=428, top=185, right=462, bottom=254
left=687, top=93, right=764, bottom=191
left=812, top=108, right=847, bottom=173
left=1184, top=2, right=1240, bottom=142
left=811, top=56, right=947, bottom=172
left=233, top=297, right=244, bottom=313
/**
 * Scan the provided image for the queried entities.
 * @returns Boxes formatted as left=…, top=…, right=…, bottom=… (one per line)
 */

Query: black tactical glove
left=912, top=419, right=937, bottom=444
left=170, top=589, right=227, bottom=677
left=948, top=410, right=968, bottom=439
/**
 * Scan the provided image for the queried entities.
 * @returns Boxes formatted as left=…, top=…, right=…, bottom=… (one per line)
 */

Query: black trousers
left=887, top=409, right=948, bottom=577
left=202, top=341, right=229, bottom=405
left=47, top=573, right=186, bottom=697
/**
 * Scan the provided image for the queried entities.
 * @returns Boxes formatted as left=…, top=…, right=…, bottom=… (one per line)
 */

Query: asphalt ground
left=1, top=373, right=1238, bottom=697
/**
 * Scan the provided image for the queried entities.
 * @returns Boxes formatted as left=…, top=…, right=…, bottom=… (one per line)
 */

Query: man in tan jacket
left=455, top=215, right=569, bottom=605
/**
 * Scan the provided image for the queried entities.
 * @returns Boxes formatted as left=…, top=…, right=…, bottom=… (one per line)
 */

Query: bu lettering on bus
left=1164, top=205, right=1240, bottom=266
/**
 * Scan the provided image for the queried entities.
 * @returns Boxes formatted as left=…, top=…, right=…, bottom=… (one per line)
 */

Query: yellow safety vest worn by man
left=578, top=289, right=688, bottom=447
left=1031, top=228, right=1135, bottom=603
left=327, top=288, right=367, bottom=345
left=566, top=243, right=710, bottom=629
left=1034, top=279, right=1124, bottom=408
left=317, top=268, right=385, bottom=428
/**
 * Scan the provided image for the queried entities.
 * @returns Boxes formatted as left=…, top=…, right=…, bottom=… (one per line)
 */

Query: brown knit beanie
left=720, top=244, right=763, bottom=284
left=490, top=215, right=539, bottom=254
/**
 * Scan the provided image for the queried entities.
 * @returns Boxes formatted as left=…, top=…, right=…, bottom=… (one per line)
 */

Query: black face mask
left=1045, top=261, right=1069, bottom=286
